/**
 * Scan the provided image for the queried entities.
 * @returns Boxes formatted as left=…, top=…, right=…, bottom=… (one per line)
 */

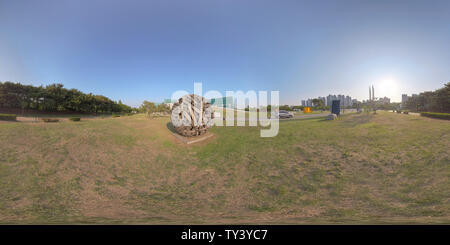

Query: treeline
left=404, top=82, right=450, bottom=113
left=138, top=101, right=170, bottom=114
left=374, top=102, right=401, bottom=111
left=0, top=81, right=132, bottom=114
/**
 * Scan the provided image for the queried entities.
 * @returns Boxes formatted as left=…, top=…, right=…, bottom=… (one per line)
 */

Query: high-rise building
left=402, top=94, right=408, bottom=103
left=378, top=97, right=390, bottom=104
left=338, top=95, right=345, bottom=106
left=303, top=99, right=312, bottom=107
left=303, top=94, right=355, bottom=108
left=401, top=94, right=408, bottom=108
left=345, top=96, right=352, bottom=107
left=327, top=94, right=338, bottom=106
left=327, top=95, right=333, bottom=107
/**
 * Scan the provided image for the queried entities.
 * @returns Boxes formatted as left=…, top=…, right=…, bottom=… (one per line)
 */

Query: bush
left=69, top=117, right=81, bottom=121
left=396, top=110, right=402, bottom=113
left=41, top=118, right=59, bottom=123
left=0, top=113, right=17, bottom=121
left=403, top=111, right=409, bottom=114
left=112, top=114, right=120, bottom=118
left=420, top=112, right=450, bottom=120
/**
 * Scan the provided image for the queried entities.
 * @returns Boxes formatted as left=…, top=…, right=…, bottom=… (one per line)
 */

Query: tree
left=156, top=103, right=170, bottom=113
left=312, top=98, right=324, bottom=108
left=403, top=82, right=450, bottom=113
left=0, top=81, right=132, bottom=114
left=279, top=105, right=292, bottom=111
left=139, top=101, right=157, bottom=115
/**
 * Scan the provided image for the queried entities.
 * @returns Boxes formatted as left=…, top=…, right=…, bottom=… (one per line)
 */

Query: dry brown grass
left=0, top=112, right=449, bottom=224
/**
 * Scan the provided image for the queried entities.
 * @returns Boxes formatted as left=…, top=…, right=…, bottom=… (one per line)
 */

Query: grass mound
left=41, top=118, right=59, bottom=123
left=420, top=112, right=450, bottom=120
left=0, top=113, right=16, bottom=121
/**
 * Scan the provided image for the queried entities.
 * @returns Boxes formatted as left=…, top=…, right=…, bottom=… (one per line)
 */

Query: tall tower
left=369, top=86, right=372, bottom=101
left=372, top=85, right=375, bottom=101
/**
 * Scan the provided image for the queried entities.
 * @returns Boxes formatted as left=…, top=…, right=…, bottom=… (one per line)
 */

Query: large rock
left=170, top=94, right=215, bottom=137
left=325, top=113, right=337, bottom=120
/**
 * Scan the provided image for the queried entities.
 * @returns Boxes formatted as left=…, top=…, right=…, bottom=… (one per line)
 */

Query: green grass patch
left=69, top=117, right=81, bottom=121
left=420, top=112, right=450, bottom=120
left=0, top=112, right=449, bottom=224
left=41, top=118, right=59, bottom=123
left=0, top=113, right=17, bottom=121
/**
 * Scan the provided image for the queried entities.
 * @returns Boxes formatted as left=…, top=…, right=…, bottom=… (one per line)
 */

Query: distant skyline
left=1, top=0, right=449, bottom=107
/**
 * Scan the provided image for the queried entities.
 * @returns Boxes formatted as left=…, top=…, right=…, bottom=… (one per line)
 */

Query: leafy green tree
left=156, top=103, right=170, bottom=113
left=0, top=81, right=132, bottom=114
left=279, top=105, right=292, bottom=111
left=404, top=83, right=450, bottom=113
left=139, top=101, right=157, bottom=114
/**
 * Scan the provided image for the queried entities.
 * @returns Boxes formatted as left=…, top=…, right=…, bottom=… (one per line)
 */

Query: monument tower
left=372, top=85, right=375, bottom=101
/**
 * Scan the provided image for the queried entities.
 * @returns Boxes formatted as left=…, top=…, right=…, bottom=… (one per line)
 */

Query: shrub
left=41, top=118, right=59, bottom=123
left=403, top=111, right=409, bottom=114
left=396, top=110, right=402, bottom=113
left=0, top=113, right=17, bottom=121
left=112, top=114, right=120, bottom=118
left=69, top=117, right=81, bottom=121
left=420, top=112, right=450, bottom=120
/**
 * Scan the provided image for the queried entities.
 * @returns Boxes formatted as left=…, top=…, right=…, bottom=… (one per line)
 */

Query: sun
left=377, top=77, right=398, bottom=98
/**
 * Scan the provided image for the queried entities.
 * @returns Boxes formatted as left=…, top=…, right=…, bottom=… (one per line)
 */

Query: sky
left=1, top=0, right=449, bottom=106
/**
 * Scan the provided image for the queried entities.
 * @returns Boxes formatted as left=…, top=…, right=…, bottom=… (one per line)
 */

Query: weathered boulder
left=325, top=113, right=337, bottom=120
left=170, top=94, right=215, bottom=137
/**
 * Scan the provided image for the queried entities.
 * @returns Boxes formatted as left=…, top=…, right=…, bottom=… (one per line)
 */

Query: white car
left=274, top=110, right=294, bottom=119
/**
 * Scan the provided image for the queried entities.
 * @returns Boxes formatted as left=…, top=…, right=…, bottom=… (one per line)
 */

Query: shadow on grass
left=316, top=118, right=331, bottom=122
left=166, top=122, right=177, bottom=134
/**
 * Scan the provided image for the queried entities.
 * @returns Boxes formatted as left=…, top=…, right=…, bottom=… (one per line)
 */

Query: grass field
left=0, top=111, right=449, bottom=224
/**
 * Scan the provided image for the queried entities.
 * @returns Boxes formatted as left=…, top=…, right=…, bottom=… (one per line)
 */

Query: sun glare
left=377, top=78, right=398, bottom=99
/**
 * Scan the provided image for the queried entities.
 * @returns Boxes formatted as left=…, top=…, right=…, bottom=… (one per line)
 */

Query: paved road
left=230, top=109, right=357, bottom=122
left=216, top=109, right=357, bottom=123
left=291, top=112, right=329, bottom=119
left=288, top=109, right=356, bottom=120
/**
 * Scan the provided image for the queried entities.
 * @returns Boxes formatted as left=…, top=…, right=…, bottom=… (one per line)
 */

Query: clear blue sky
left=1, top=0, right=449, bottom=106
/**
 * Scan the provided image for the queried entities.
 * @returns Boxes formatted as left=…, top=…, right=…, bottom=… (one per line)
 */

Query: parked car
left=278, top=110, right=294, bottom=119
